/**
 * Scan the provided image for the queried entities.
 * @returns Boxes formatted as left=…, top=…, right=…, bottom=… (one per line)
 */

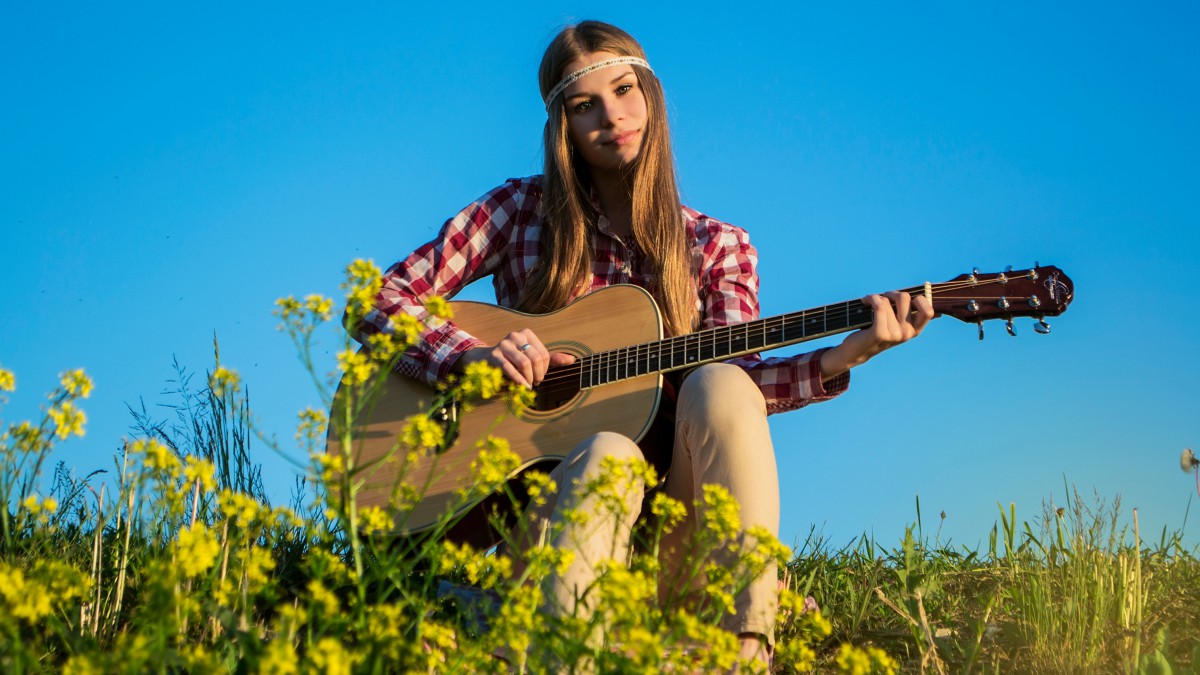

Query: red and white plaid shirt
left=357, top=176, right=848, bottom=414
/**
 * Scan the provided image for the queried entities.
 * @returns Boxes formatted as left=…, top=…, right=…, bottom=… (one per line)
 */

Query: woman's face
left=560, top=51, right=648, bottom=173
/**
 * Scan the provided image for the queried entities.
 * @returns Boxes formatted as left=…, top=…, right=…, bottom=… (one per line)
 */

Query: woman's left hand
left=818, top=290, right=936, bottom=380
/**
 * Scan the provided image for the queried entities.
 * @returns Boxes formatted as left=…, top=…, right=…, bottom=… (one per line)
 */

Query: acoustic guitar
left=327, top=265, right=1073, bottom=534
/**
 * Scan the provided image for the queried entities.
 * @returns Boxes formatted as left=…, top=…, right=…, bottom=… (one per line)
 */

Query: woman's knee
left=678, top=363, right=766, bottom=419
left=562, top=431, right=645, bottom=477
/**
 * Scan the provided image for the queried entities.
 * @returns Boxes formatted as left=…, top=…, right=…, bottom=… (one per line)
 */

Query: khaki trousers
left=535, top=363, right=780, bottom=646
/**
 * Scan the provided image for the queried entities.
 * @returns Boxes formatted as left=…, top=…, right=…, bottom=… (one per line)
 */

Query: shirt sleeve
left=695, top=217, right=850, bottom=415
left=350, top=179, right=532, bottom=385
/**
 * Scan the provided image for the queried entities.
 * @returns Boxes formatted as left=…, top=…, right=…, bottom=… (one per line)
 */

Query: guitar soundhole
left=531, top=375, right=582, bottom=412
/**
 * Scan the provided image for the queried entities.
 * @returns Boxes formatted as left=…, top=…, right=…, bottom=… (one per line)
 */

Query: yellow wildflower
left=523, top=545, right=575, bottom=577
left=314, top=453, right=344, bottom=484
left=672, top=613, right=739, bottom=672
left=304, top=293, right=334, bottom=321
left=274, top=604, right=309, bottom=636
left=42, top=497, right=58, bottom=512
left=343, top=259, right=383, bottom=319
left=296, top=407, right=328, bottom=444
left=60, top=368, right=93, bottom=398
left=0, top=561, right=89, bottom=623
left=365, top=331, right=406, bottom=361
left=702, top=484, right=743, bottom=543
left=309, top=636, right=356, bottom=675
left=358, top=505, right=393, bottom=536
left=744, top=525, right=791, bottom=570
left=507, top=384, right=536, bottom=415
left=209, top=366, right=241, bottom=397
left=218, top=489, right=262, bottom=527
left=21, top=495, right=41, bottom=515
left=239, top=546, right=276, bottom=591
left=0, top=367, right=15, bottom=392
left=141, top=438, right=181, bottom=475
left=389, top=482, right=420, bottom=512
left=48, top=401, right=86, bottom=439
left=183, top=456, right=218, bottom=492
left=175, top=523, right=220, bottom=578
left=578, top=455, right=654, bottom=522
left=522, top=470, right=556, bottom=507
left=182, top=646, right=223, bottom=673
left=650, top=492, right=688, bottom=531
left=345, top=258, right=381, bottom=287
left=336, top=349, right=374, bottom=386
left=420, top=620, right=458, bottom=671
left=423, top=296, right=454, bottom=321
left=258, top=639, right=299, bottom=675
left=832, top=642, right=897, bottom=675
left=8, top=422, right=43, bottom=454
left=458, top=360, right=505, bottom=400
left=399, top=414, right=444, bottom=452
left=307, top=579, right=340, bottom=615
left=213, top=578, right=237, bottom=607
left=796, top=608, right=833, bottom=640
left=365, top=604, right=407, bottom=659
left=390, top=312, right=422, bottom=344
left=62, top=655, right=102, bottom=675
left=468, top=435, right=519, bottom=494
left=836, top=642, right=871, bottom=675
left=597, top=562, right=656, bottom=620
left=703, top=562, right=737, bottom=615
left=275, top=295, right=301, bottom=321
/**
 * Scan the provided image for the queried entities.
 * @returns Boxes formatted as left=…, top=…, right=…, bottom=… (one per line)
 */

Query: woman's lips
left=606, top=130, right=639, bottom=146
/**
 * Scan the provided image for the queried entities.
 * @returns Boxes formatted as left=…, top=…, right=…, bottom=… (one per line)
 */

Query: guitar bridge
left=433, top=397, right=462, bottom=453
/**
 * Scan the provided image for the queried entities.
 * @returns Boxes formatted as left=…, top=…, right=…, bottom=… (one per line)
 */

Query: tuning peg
left=977, top=321, right=985, bottom=341
left=1034, top=319, right=1051, bottom=334
left=1006, top=318, right=1016, bottom=336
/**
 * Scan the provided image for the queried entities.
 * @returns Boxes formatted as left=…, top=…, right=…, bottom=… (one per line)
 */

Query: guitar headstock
left=931, top=265, right=1074, bottom=337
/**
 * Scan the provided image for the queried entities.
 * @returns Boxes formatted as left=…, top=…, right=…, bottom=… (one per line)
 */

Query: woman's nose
left=599, top=98, right=623, bottom=126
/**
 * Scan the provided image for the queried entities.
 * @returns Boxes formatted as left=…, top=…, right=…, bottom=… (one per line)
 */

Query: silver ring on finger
left=519, top=343, right=533, bottom=352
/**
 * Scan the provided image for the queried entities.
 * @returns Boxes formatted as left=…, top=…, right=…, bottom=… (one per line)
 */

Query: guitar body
left=327, top=284, right=666, bottom=534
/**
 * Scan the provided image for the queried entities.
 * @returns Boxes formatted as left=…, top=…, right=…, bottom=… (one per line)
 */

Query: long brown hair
left=519, top=21, right=699, bottom=336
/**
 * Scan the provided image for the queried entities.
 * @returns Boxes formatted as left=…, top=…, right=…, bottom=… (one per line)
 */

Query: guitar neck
left=578, top=284, right=924, bottom=388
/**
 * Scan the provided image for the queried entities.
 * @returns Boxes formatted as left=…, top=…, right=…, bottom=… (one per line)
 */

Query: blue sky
left=2, top=2, right=1198, bottom=550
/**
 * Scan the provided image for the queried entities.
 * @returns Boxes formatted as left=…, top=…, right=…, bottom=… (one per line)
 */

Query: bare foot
left=734, top=634, right=771, bottom=673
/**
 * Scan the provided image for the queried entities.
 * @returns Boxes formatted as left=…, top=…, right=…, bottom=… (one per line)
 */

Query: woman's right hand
left=454, top=329, right=577, bottom=388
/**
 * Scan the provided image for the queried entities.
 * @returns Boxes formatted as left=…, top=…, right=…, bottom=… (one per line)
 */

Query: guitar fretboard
left=578, top=298, right=888, bottom=389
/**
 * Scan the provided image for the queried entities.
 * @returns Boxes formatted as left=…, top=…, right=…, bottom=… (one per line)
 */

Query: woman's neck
left=590, top=167, right=634, bottom=238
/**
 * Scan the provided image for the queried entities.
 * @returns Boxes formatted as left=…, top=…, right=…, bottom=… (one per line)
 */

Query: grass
left=2, top=261, right=1198, bottom=673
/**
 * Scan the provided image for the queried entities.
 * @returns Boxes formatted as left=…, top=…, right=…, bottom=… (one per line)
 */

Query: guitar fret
left=582, top=288, right=915, bottom=388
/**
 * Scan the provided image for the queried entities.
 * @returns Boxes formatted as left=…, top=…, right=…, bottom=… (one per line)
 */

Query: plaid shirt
left=358, top=176, right=848, bottom=414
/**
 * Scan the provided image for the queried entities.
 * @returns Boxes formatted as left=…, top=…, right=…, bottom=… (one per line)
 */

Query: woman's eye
left=573, top=100, right=593, bottom=114
left=616, top=84, right=633, bottom=95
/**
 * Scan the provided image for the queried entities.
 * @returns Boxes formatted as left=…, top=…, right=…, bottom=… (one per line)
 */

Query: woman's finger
left=517, top=330, right=553, bottom=385
left=500, top=337, right=536, bottom=387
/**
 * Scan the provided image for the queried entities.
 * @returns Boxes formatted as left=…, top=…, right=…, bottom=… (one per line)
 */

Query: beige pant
left=533, top=363, right=780, bottom=646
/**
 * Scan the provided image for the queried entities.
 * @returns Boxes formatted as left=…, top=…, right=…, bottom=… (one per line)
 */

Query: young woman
left=355, top=20, right=934, bottom=667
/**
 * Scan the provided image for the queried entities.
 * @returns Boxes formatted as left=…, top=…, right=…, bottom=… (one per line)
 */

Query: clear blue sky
left=3, top=2, right=1198, bottom=550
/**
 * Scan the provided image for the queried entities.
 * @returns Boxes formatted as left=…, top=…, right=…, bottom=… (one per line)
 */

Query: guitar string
left=528, top=275, right=1058, bottom=390
left=531, top=276, right=1055, bottom=390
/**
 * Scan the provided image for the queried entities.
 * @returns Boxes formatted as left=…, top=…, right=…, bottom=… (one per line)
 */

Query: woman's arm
left=817, top=291, right=935, bottom=380
left=350, top=179, right=537, bottom=386
left=692, top=211, right=933, bottom=415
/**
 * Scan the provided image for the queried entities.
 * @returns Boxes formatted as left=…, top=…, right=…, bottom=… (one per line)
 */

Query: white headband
left=543, top=56, right=652, bottom=112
